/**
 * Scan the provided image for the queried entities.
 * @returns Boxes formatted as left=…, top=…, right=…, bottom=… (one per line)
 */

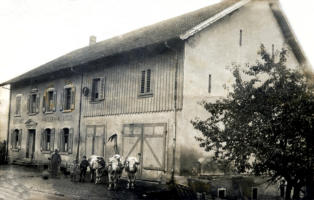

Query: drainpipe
left=5, top=85, right=12, bottom=163
left=76, top=72, right=83, bottom=162
left=164, top=41, right=179, bottom=183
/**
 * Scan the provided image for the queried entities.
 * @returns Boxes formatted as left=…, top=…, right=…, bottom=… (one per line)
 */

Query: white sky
left=0, top=0, right=313, bottom=84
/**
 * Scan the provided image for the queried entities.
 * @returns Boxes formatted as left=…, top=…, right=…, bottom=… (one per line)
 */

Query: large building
left=0, top=0, right=309, bottom=196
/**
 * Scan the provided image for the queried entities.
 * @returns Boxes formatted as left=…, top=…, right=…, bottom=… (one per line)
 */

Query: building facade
left=0, top=0, right=309, bottom=197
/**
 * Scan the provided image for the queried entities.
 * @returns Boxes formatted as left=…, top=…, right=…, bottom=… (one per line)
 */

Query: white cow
left=107, top=154, right=124, bottom=190
left=88, top=155, right=106, bottom=184
left=124, top=157, right=140, bottom=189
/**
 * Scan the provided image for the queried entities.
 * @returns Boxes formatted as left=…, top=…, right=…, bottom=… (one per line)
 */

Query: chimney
left=89, top=35, right=96, bottom=46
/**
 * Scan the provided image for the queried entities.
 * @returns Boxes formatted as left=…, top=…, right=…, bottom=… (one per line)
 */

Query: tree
left=191, top=45, right=314, bottom=200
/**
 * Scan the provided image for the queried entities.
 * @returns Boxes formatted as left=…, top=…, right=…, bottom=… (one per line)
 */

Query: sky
left=0, top=0, right=313, bottom=84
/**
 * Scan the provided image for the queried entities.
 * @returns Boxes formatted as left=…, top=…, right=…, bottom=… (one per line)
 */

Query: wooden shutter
left=42, top=92, right=46, bottom=113
left=18, top=129, right=22, bottom=150
left=35, top=94, right=40, bottom=113
left=141, top=71, right=145, bottom=93
left=27, top=95, right=31, bottom=114
left=15, top=96, right=21, bottom=115
left=50, top=128, right=55, bottom=152
left=40, top=129, right=45, bottom=152
left=68, top=128, right=74, bottom=154
left=146, top=69, right=151, bottom=93
left=70, top=86, right=75, bottom=110
left=59, top=129, right=64, bottom=151
left=60, top=89, right=64, bottom=111
left=53, top=90, right=57, bottom=112
left=10, top=130, right=14, bottom=149
left=99, top=77, right=105, bottom=100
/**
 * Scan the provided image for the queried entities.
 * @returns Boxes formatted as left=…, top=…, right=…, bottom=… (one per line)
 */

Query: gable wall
left=177, top=0, right=299, bottom=175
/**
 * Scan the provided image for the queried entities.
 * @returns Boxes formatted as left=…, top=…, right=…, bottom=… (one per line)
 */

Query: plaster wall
left=178, top=0, right=299, bottom=175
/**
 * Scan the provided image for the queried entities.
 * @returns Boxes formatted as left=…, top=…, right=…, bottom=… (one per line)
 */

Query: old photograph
left=0, top=0, right=313, bottom=199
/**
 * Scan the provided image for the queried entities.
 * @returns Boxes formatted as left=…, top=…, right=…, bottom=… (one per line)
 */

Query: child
left=79, top=156, right=89, bottom=182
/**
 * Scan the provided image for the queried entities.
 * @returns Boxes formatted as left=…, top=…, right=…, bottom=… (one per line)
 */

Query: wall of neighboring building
left=178, top=0, right=299, bottom=176
left=0, top=86, right=10, bottom=142
left=8, top=73, right=82, bottom=166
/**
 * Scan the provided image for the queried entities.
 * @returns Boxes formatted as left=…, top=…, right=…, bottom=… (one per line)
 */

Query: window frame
left=40, top=128, right=55, bottom=154
left=61, top=84, right=75, bottom=112
left=58, top=127, right=74, bottom=154
left=11, top=129, right=22, bottom=151
left=43, top=88, right=57, bottom=114
left=138, top=69, right=153, bottom=98
left=27, top=89, right=40, bottom=116
left=90, top=77, right=105, bottom=103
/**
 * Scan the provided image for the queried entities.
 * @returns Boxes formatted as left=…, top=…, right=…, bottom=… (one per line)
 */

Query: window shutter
left=50, top=128, right=55, bottom=152
left=146, top=69, right=151, bottom=93
left=18, top=129, right=22, bottom=150
left=40, top=129, right=45, bottom=152
left=27, top=95, right=31, bottom=114
left=140, top=71, right=145, bottom=93
left=59, top=129, right=64, bottom=151
left=36, top=94, right=40, bottom=113
left=10, top=130, right=14, bottom=149
left=42, top=92, right=46, bottom=113
left=53, top=90, right=57, bottom=112
left=60, top=89, right=64, bottom=111
left=71, top=86, right=75, bottom=110
left=99, top=77, right=105, bottom=100
left=68, top=128, right=74, bottom=154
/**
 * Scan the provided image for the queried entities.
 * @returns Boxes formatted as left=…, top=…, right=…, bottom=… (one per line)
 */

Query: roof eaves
left=269, top=1, right=308, bottom=66
left=180, top=0, right=250, bottom=40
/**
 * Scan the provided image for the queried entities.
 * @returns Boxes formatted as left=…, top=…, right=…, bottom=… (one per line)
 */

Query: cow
left=107, top=154, right=124, bottom=190
left=88, top=155, right=107, bottom=184
left=124, top=156, right=140, bottom=189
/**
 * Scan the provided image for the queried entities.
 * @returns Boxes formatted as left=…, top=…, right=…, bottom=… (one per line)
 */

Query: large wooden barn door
left=122, top=123, right=167, bottom=181
left=85, top=125, right=105, bottom=158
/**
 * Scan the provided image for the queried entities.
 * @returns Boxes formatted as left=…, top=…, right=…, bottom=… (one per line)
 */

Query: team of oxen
left=71, top=154, right=140, bottom=190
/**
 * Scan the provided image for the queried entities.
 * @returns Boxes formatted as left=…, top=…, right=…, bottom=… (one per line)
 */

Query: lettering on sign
left=42, top=115, right=73, bottom=122
left=13, top=119, right=24, bottom=124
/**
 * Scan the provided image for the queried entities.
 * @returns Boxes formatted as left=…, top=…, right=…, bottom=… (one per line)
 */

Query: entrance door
left=122, top=123, right=167, bottom=181
left=26, top=129, right=36, bottom=159
left=85, top=125, right=105, bottom=158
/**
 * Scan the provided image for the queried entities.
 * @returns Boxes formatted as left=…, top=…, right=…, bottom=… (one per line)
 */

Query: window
left=40, top=128, right=55, bottom=152
left=59, top=128, right=73, bottom=154
left=10, top=129, right=22, bottom=150
left=65, top=88, right=71, bottom=110
left=15, top=95, right=22, bottom=116
left=61, top=85, right=75, bottom=111
left=91, top=77, right=105, bottom=101
left=218, top=187, right=226, bottom=199
left=43, top=88, right=56, bottom=113
left=139, top=69, right=152, bottom=97
left=27, top=89, right=39, bottom=115
left=208, top=74, right=212, bottom=93
left=252, top=187, right=258, bottom=200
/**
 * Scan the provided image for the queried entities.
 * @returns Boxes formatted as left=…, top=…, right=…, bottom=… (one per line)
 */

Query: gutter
left=164, top=41, right=179, bottom=183
left=70, top=67, right=84, bottom=162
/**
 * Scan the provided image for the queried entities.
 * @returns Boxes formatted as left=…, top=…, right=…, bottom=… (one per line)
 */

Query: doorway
left=122, top=123, right=167, bottom=180
left=26, top=129, right=36, bottom=159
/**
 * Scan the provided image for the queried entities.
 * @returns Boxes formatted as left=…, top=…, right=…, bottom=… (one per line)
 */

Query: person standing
left=79, top=156, right=89, bottom=182
left=51, top=149, right=61, bottom=178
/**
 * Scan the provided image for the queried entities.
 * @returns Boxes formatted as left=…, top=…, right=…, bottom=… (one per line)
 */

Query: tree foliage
left=192, top=45, right=314, bottom=199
